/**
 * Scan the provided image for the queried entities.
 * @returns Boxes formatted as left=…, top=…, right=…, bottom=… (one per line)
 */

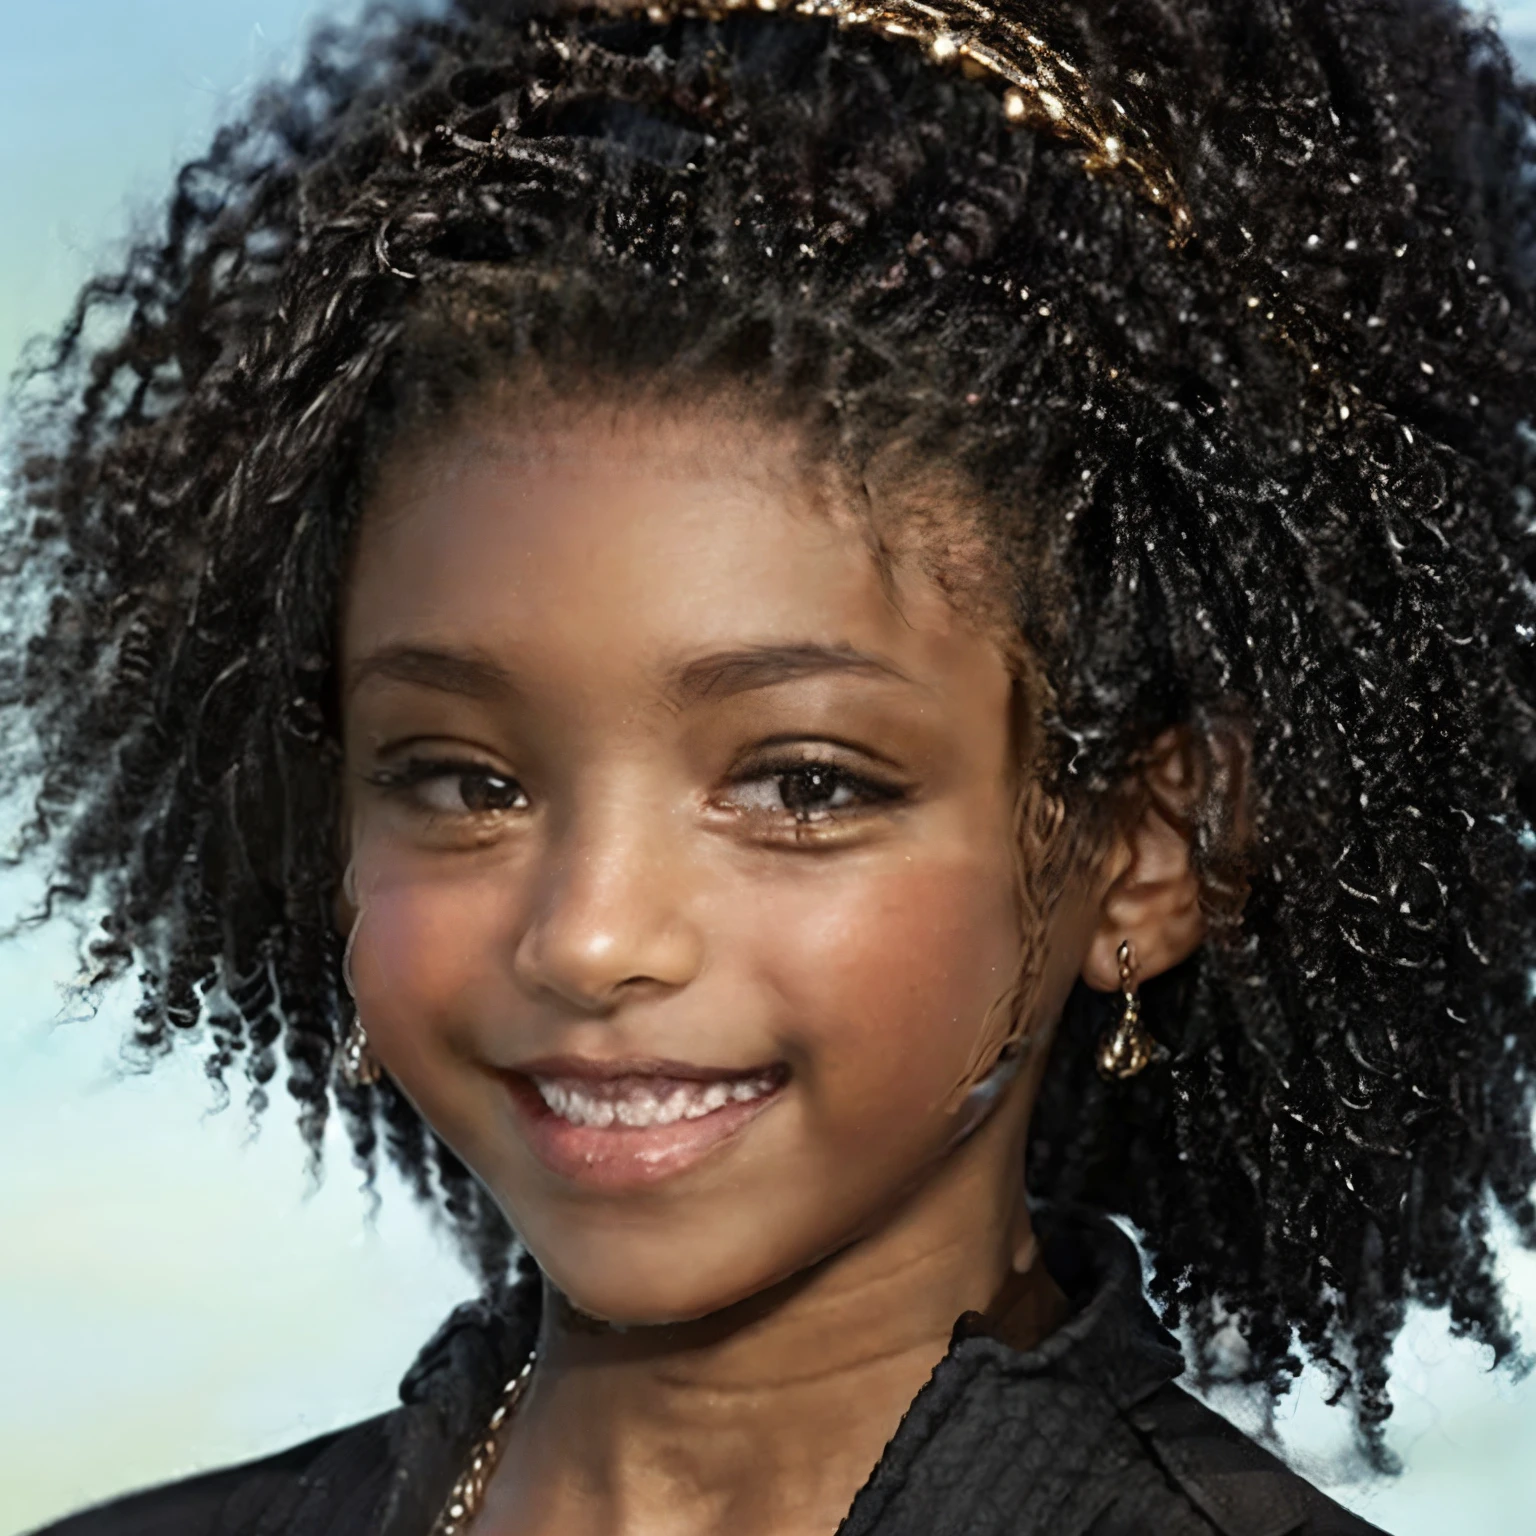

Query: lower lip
left=498, top=1073, right=786, bottom=1191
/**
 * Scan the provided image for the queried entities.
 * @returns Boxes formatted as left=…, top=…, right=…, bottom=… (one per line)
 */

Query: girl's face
left=339, top=399, right=1094, bottom=1323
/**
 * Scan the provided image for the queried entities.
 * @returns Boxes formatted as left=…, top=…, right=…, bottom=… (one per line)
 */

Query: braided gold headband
left=622, top=0, right=1193, bottom=241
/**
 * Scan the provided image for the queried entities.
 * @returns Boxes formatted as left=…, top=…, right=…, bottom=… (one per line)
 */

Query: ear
left=333, top=862, right=358, bottom=938
left=332, top=798, right=357, bottom=937
left=1081, top=726, right=1218, bottom=993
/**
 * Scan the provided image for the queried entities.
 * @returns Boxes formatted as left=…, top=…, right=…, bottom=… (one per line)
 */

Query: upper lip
left=506, top=1054, right=783, bottom=1083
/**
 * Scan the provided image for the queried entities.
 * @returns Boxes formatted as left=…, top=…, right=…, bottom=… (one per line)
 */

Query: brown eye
left=445, top=770, right=527, bottom=815
left=721, top=760, right=898, bottom=823
left=777, top=765, right=855, bottom=819
left=368, top=759, right=529, bottom=817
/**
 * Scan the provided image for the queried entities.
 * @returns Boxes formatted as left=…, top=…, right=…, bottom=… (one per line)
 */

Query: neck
left=483, top=1119, right=1070, bottom=1536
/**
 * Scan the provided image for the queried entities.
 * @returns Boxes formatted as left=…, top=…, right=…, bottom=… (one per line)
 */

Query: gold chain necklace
left=429, top=1349, right=538, bottom=1536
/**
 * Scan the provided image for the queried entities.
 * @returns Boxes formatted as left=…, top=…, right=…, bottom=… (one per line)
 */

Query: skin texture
left=336, top=398, right=1211, bottom=1536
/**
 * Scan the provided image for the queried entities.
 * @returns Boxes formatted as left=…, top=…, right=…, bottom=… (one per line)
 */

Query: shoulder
left=24, top=1415, right=394, bottom=1536
left=1091, top=1383, right=1387, bottom=1536
left=996, top=1209, right=1387, bottom=1536
left=26, top=1286, right=538, bottom=1536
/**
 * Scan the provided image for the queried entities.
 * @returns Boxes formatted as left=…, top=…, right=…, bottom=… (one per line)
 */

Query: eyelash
left=364, top=758, right=529, bottom=817
left=719, top=757, right=905, bottom=830
left=362, top=753, right=904, bottom=832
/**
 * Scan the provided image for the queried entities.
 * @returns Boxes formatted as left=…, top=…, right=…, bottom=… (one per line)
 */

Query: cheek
left=745, top=851, right=1020, bottom=1127
left=344, top=863, right=508, bottom=1086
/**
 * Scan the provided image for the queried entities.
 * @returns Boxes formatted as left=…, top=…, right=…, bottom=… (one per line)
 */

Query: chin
left=545, top=1255, right=761, bottom=1327
left=527, top=1223, right=809, bottom=1329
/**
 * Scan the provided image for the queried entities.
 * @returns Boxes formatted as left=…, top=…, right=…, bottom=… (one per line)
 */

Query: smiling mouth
left=530, top=1071, right=783, bottom=1129
left=498, top=1058, right=789, bottom=1188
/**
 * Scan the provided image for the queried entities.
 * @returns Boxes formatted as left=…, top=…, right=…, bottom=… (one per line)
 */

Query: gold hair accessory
left=1096, top=939, right=1165, bottom=1080
left=628, top=0, right=1192, bottom=240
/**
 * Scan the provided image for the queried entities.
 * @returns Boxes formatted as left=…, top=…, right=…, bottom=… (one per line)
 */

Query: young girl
left=13, top=0, right=1536, bottom=1531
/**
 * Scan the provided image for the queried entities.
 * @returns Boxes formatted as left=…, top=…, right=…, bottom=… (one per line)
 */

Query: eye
left=721, top=761, right=898, bottom=823
left=366, top=757, right=529, bottom=817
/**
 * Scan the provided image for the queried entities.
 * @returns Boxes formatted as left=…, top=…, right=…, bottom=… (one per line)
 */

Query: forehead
left=345, top=400, right=1006, bottom=694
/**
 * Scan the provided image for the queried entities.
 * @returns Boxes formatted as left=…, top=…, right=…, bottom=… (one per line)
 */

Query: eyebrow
left=346, top=640, right=914, bottom=707
left=664, top=643, right=915, bottom=705
left=346, top=643, right=521, bottom=702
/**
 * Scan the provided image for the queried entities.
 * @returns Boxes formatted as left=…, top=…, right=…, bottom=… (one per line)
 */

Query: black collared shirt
left=35, top=1209, right=1385, bottom=1535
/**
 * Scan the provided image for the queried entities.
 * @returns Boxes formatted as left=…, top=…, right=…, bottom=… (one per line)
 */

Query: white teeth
left=532, top=1072, right=777, bottom=1129
left=614, top=1091, right=660, bottom=1127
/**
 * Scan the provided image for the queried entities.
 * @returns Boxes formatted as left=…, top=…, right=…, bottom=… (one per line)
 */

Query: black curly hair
left=6, top=0, right=1535, bottom=1463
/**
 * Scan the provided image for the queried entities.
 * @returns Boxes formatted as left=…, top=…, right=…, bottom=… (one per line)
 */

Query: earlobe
left=1080, top=727, right=1214, bottom=993
left=1082, top=838, right=1205, bottom=992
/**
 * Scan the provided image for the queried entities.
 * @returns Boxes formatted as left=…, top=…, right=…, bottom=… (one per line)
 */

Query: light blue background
left=2, top=4, right=1535, bottom=1532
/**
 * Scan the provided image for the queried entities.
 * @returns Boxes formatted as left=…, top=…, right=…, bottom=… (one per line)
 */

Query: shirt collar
left=958, top=1202, right=1187, bottom=1410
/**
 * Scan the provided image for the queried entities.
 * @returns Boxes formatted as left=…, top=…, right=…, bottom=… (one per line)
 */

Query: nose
left=513, top=801, right=706, bottom=1013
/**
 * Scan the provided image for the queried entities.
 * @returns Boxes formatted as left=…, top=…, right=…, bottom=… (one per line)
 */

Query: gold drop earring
left=1096, top=939, right=1165, bottom=1080
left=337, top=864, right=381, bottom=1089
